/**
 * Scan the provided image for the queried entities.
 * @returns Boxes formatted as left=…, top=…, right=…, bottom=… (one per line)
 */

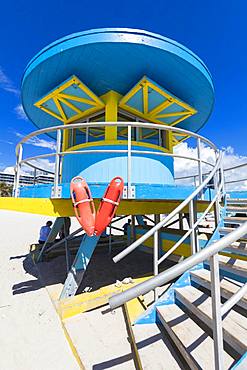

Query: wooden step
left=157, top=304, right=234, bottom=369
left=227, top=199, right=247, bottom=205
left=175, top=285, right=247, bottom=355
left=190, top=269, right=247, bottom=311
left=219, top=227, right=247, bottom=241
left=223, top=244, right=247, bottom=259
left=204, top=255, right=247, bottom=283
left=226, top=207, right=247, bottom=213
left=133, top=323, right=182, bottom=369
left=224, top=217, right=247, bottom=225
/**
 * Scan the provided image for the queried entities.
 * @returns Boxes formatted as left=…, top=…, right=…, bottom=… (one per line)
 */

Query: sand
left=0, top=210, right=80, bottom=370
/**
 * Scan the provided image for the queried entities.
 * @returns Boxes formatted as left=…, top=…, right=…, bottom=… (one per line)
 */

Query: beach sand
left=0, top=210, right=80, bottom=370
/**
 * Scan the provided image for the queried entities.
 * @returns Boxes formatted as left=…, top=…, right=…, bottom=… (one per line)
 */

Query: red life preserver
left=70, top=176, right=95, bottom=236
left=94, top=177, right=124, bottom=236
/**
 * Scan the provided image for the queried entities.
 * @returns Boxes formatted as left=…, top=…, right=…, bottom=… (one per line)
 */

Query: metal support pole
left=14, top=144, right=23, bottom=198
left=221, top=283, right=247, bottom=316
left=210, top=254, right=224, bottom=370
left=158, top=130, right=162, bottom=146
left=153, top=214, right=160, bottom=301
left=136, top=127, right=140, bottom=142
left=64, top=220, right=71, bottom=273
left=189, top=200, right=197, bottom=254
left=108, top=224, right=112, bottom=255
left=33, top=168, right=37, bottom=185
left=127, top=125, right=132, bottom=199
left=53, top=129, right=61, bottom=198
left=214, top=172, right=220, bottom=226
left=197, top=138, right=203, bottom=199
left=109, top=220, right=247, bottom=310
left=179, top=213, right=183, bottom=230
left=220, top=163, right=225, bottom=195
left=131, top=215, right=136, bottom=243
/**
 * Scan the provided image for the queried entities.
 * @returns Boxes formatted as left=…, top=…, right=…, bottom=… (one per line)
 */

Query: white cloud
left=14, top=104, right=28, bottom=120
left=0, top=139, right=13, bottom=145
left=3, top=166, right=15, bottom=175
left=28, top=158, right=55, bottom=174
left=174, top=143, right=247, bottom=191
left=27, top=137, right=56, bottom=151
left=3, top=158, right=55, bottom=177
left=14, top=131, right=56, bottom=150
left=0, top=66, right=19, bottom=96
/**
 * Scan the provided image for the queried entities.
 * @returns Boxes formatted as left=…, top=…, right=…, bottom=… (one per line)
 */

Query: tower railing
left=13, top=121, right=218, bottom=198
left=109, top=220, right=247, bottom=370
left=13, top=121, right=247, bottom=368
left=175, top=161, right=247, bottom=191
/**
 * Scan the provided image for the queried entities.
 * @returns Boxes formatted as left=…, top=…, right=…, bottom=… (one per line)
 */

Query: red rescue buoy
left=70, top=176, right=95, bottom=236
left=94, top=177, right=124, bottom=236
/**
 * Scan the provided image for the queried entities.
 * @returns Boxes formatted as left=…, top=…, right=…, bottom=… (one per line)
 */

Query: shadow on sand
left=11, top=243, right=174, bottom=296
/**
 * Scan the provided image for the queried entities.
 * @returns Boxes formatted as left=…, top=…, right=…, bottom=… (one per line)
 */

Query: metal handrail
left=15, top=121, right=218, bottom=151
left=14, top=119, right=242, bottom=369
left=176, top=161, right=247, bottom=189
left=225, top=178, right=247, bottom=185
left=113, top=151, right=223, bottom=263
left=157, top=181, right=223, bottom=266
left=13, top=121, right=219, bottom=197
left=175, top=161, right=247, bottom=180
left=109, top=221, right=247, bottom=309
left=20, top=150, right=214, bottom=172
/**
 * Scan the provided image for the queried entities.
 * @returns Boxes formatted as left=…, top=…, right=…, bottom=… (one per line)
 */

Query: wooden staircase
left=132, top=198, right=247, bottom=369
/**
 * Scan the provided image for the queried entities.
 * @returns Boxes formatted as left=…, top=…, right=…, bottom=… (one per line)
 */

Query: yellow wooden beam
left=35, top=75, right=104, bottom=107
left=54, top=97, right=67, bottom=121
left=58, top=276, right=151, bottom=320
left=58, top=92, right=98, bottom=106
left=0, top=197, right=212, bottom=217
left=138, top=234, right=192, bottom=258
left=57, top=96, right=82, bottom=115
left=37, top=105, right=64, bottom=122
left=148, top=99, right=173, bottom=117
left=101, top=91, right=122, bottom=140
left=156, top=111, right=190, bottom=119
left=143, top=82, right=148, bottom=114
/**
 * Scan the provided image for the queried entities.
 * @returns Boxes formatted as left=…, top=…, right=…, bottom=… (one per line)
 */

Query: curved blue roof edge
left=25, top=28, right=211, bottom=74
left=22, top=28, right=214, bottom=91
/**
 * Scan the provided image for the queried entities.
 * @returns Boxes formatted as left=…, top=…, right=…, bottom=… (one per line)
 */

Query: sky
left=0, top=0, right=246, bottom=185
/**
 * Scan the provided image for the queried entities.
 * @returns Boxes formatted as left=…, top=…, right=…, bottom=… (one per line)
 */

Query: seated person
left=38, top=221, right=53, bottom=244
left=123, top=219, right=131, bottom=235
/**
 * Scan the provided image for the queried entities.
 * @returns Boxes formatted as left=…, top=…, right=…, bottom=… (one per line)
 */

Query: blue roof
left=21, top=28, right=214, bottom=133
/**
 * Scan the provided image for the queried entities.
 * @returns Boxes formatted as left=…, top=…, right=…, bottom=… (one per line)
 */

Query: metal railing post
left=33, top=168, right=37, bottom=185
left=127, top=125, right=132, bottom=199
left=14, top=144, right=23, bottom=198
left=154, top=214, right=160, bottom=301
left=53, top=129, right=62, bottom=198
left=189, top=200, right=198, bottom=254
left=108, top=223, right=112, bottom=255
left=210, top=253, right=224, bottom=370
left=109, top=221, right=247, bottom=310
left=220, top=163, right=225, bottom=195
left=194, top=175, right=197, bottom=187
left=214, top=171, right=220, bottom=226
left=197, top=138, right=203, bottom=185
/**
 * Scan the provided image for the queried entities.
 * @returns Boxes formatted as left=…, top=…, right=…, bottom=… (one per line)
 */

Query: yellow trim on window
left=64, top=139, right=170, bottom=153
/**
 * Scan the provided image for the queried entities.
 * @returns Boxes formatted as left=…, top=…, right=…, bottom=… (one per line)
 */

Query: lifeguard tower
left=2, top=29, right=247, bottom=368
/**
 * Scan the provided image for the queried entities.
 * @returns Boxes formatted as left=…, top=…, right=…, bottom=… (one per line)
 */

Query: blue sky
left=0, top=0, right=246, bottom=172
